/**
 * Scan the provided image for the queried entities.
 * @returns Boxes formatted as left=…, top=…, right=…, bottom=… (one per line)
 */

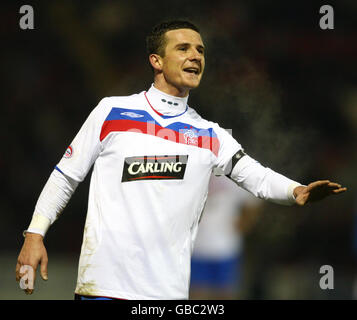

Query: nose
left=189, top=48, right=203, bottom=62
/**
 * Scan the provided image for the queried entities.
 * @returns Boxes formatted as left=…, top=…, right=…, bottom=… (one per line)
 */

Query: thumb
left=40, top=255, right=48, bottom=281
left=295, top=192, right=309, bottom=206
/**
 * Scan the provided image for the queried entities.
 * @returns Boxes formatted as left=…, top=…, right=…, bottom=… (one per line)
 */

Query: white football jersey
left=56, top=84, right=241, bottom=299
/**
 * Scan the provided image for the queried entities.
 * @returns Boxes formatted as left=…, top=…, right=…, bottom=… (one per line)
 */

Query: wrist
left=24, top=232, right=44, bottom=241
left=25, top=214, right=51, bottom=238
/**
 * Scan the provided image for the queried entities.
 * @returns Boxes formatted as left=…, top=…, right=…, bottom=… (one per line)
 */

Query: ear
left=149, top=54, right=163, bottom=72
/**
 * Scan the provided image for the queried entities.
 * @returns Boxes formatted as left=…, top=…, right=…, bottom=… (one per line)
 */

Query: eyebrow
left=175, top=43, right=205, bottom=51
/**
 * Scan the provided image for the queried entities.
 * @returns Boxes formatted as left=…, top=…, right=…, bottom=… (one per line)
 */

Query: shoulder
left=185, top=105, right=217, bottom=128
left=91, top=91, right=146, bottom=120
left=98, top=91, right=145, bottom=109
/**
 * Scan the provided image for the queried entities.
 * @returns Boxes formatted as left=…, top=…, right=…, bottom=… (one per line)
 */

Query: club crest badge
left=64, top=145, right=73, bottom=158
left=183, top=129, right=198, bottom=146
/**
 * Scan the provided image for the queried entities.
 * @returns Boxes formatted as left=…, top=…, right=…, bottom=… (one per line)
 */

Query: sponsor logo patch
left=64, top=145, right=73, bottom=158
left=122, top=155, right=188, bottom=182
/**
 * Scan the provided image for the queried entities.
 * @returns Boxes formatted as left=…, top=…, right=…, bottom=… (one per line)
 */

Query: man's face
left=158, top=29, right=205, bottom=96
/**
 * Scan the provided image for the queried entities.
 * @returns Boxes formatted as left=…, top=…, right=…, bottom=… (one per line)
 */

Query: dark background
left=1, top=0, right=356, bottom=299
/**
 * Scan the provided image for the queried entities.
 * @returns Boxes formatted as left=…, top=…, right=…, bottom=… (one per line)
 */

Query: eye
left=178, top=47, right=187, bottom=51
left=197, top=47, right=204, bottom=54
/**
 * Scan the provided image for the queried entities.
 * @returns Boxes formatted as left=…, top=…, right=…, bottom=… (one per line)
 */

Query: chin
left=183, top=80, right=201, bottom=90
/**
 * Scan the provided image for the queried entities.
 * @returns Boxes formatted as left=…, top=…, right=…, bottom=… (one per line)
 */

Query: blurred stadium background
left=1, top=0, right=356, bottom=299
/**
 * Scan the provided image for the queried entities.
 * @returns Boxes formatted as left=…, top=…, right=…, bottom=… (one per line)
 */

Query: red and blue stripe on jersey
left=100, top=107, right=220, bottom=156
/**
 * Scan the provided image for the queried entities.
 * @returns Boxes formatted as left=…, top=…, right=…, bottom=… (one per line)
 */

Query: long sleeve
left=25, top=98, right=111, bottom=237
left=25, top=169, right=78, bottom=237
left=228, top=154, right=301, bottom=205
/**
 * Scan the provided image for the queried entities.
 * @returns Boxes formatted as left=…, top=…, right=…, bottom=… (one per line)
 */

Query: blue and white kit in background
left=26, top=84, right=301, bottom=300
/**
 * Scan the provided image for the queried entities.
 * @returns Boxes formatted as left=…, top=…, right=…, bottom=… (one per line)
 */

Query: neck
left=153, top=78, right=189, bottom=98
left=145, top=83, right=188, bottom=117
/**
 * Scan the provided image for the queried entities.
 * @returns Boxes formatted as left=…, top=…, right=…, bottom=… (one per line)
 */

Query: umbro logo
left=120, top=111, right=144, bottom=118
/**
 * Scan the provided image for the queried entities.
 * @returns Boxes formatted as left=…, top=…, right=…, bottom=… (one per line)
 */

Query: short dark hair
left=146, top=20, right=200, bottom=57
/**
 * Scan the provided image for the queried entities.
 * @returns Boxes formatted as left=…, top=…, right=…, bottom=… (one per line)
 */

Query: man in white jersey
left=15, top=20, right=347, bottom=300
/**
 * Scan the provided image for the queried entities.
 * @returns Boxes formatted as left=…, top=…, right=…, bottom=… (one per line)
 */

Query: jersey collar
left=144, top=84, right=188, bottom=118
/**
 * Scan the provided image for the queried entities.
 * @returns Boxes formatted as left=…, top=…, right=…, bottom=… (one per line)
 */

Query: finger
left=315, top=180, right=330, bottom=184
left=308, top=180, right=330, bottom=190
left=40, top=258, right=48, bottom=281
left=19, top=264, right=28, bottom=280
left=332, top=187, right=347, bottom=194
left=25, top=288, right=34, bottom=295
left=15, top=262, right=21, bottom=282
left=327, top=182, right=342, bottom=189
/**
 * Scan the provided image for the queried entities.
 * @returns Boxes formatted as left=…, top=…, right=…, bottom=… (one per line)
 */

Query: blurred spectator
left=190, top=173, right=262, bottom=300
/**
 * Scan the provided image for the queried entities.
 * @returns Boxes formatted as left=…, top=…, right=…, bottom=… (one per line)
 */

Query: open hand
left=293, top=180, right=347, bottom=206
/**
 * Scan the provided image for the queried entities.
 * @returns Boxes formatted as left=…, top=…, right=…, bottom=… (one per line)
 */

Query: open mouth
left=183, top=67, right=200, bottom=75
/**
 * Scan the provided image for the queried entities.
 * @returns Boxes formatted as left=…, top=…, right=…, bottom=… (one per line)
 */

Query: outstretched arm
left=226, top=151, right=347, bottom=205
left=226, top=152, right=302, bottom=205
left=293, top=180, right=347, bottom=206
